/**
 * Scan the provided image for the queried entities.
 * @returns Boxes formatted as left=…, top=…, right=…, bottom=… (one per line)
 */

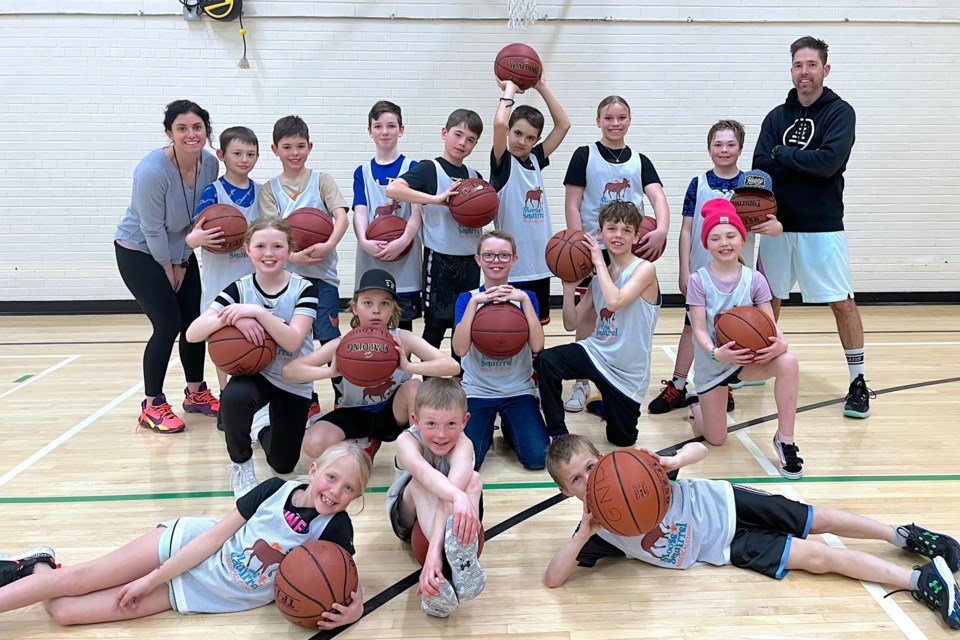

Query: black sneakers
left=772, top=433, right=804, bottom=480
left=843, top=374, right=874, bottom=418
left=648, top=381, right=689, bottom=414
left=727, top=386, right=735, bottom=412
left=900, top=524, right=960, bottom=572
left=0, top=547, right=56, bottom=588
left=887, top=557, right=960, bottom=630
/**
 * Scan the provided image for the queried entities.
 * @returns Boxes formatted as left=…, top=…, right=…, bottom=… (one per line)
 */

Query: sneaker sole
left=0, top=546, right=55, bottom=562
left=182, top=404, right=218, bottom=416
left=138, top=420, right=185, bottom=434
left=843, top=408, right=871, bottom=419
left=444, top=516, right=485, bottom=601
left=563, top=405, right=585, bottom=413
left=932, top=557, right=959, bottom=628
left=777, top=466, right=804, bottom=481
left=421, top=580, right=459, bottom=617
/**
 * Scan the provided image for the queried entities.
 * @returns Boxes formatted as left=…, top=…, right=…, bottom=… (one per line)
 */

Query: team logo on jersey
left=227, top=539, right=286, bottom=589
left=479, top=353, right=513, bottom=369
left=363, top=378, right=395, bottom=403
left=522, top=186, right=545, bottom=222
left=375, top=201, right=402, bottom=217
left=638, top=521, right=690, bottom=567
left=601, top=178, right=631, bottom=205
left=457, top=222, right=484, bottom=237
left=783, top=117, right=815, bottom=149
left=594, top=307, right=618, bottom=339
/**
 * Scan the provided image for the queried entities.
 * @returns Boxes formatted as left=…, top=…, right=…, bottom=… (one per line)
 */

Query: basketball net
left=508, top=0, right=537, bottom=30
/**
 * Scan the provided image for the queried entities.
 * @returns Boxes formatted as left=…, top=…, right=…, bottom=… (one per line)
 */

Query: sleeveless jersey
left=598, top=479, right=736, bottom=570
left=580, top=260, right=660, bottom=401
left=270, top=172, right=339, bottom=287
left=460, top=293, right=536, bottom=399
left=164, top=481, right=339, bottom=613
left=689, top=174, right=734, bottom=276
left=692, top=266, right=755, bottom=391
left=356, top=158, right=422, bottom=293
left=199, top=179, right=259, bottom=311
left=420, top=162, right=481, bottom=256
left=580, top=145, right=645, bottom=248
left=384, top=426, right=461, bottom=518
left=494, top=153, right=552, bottom=282
left=334, top=328, right=412, bottom=408
left=228, top=273, right=315, bottom=399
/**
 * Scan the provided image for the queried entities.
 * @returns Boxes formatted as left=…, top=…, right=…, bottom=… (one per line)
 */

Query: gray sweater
left=115, top=147, right=218, bottom=264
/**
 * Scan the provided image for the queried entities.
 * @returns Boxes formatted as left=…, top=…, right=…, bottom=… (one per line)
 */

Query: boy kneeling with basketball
left=385, top=378, right=485, bottom=618
left=543, top=434, right=960, bottom=630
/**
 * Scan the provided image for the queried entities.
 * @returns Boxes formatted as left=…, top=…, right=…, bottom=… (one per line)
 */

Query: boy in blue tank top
left=353, top=101, right=423, bottom=331
left=534, top=201, right=660, bottom=447
left=453, top=230, right=549, bottom=470
left=490, top=77, right=570, bottom=324
left=543, top=434, right=960, bottom=632
left=386, top=109, right=485, bottom=355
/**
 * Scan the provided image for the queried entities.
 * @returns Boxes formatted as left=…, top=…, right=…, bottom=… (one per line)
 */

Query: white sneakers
left=564, top=381, right=590, bottom=413
left=230, top=459, right=258, bottom=499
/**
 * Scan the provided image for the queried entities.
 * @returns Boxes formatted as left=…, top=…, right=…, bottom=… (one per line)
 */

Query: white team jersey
left=270, top=171, right=339, bottom=287
left=494, top=153, right=552, bottom=281
left=691, top=265, right=755, bottom=391
left=199, top=179, right=259, bottom=311
left=419, top=162, right=483, bottom=256
left=335, top=328, right=412, bottom=407
left=579, top=144, right=645, bottom=248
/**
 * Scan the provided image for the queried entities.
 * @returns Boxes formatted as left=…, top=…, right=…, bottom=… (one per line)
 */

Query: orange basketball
left=411, top=520, right=485, bottom=566
left=631, top=215, right=660, bottom=261
left=714, top=305, right=777, bottom=354
left=207, top=325, right=276, bottom=376
left=494, top=43, right=543, bottom=91
left=448, top=178, right=499, bottom=228
left=335, top=327, right=400, bottom=387
left=586, top=449, right=672, bottom=536
left=200, top=203, right=248, bottom=254
left=471, top=302, right=529, bottom=359
left=286, top=207, right=334, bottom=250
left=730, top=189, right=777, bottom=230
left=366, top=214, right=411, bottom=261
left=544, top=229, right=593, bottom=282
left=274, top=541, right=358, bottom=629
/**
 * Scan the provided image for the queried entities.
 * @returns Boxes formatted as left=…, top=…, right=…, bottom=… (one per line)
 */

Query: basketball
left=207, top=325, right=277, bottom=376
left=274, top=541, right=358, bottom=629
left=286, top=207, right=334, bottom=250
left=199, top=203, right=248, bottom=254
left=586, top=449, right=672, bottom=537
left=335, top=327, right=400, bottom=387
left=730, top=188, right=777, bottom=230
left=447, top=178, right=499, bottom=228
left=471, top=302, right=529, bottom=359
left=545, top=229, right=593, bottom=282
left=631, top=215, right=660, bottom=261
left=366, top=214, right=411, bottom=261
left=714, top=305, right=778, bottom=354
left=411, top=520, right=485, bottom=566
left=494, top=43, right=543, bottom=91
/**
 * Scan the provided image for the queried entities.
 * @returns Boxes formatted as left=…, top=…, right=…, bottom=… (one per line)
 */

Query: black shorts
left=389, top=482, right=485, bottom=543
left=511, top=276, right=551, bottom=324
left=575, top=248, right=610, bottom=294
left=729, top=485, right=813, bottom=579
left=684, top=304, right=691, bottom=327
left=695, top=367, right=744, bottom=396
left=321, top=393, right=405, bottom=441
left=397, top=291, right=423, bottom=322
left=423, top=248, right=481, bottom=328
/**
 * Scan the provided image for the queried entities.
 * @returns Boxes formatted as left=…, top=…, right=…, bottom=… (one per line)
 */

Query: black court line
left=310, top=374, right=960, bottom=639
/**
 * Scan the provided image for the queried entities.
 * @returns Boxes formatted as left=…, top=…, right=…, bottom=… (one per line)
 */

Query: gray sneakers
left=421, top=578, right=459, bottom=618
left=230, top=459, right=258, bottom=499
left=444, top=515, right=486, bottom=601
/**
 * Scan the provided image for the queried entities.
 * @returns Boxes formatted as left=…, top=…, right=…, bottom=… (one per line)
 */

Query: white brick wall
left=1, top=2, right=958, bottom=301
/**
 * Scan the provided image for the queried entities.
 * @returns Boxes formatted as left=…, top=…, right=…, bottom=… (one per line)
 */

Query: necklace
left=602, top=142, right=628, bottom=163
left=172, top=146, right=201, bottom=220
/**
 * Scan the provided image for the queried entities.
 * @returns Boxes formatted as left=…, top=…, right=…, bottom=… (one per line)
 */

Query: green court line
left=12, top=375, right=32, bottom=383
left=1, top=474, right=958, bottom=505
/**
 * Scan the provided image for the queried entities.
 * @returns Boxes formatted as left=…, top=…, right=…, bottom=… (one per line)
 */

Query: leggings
left=115, top=242, right=205, bottom=397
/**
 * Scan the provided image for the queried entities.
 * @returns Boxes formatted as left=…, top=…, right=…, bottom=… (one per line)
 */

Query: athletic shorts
left=306, top=277, right=343, bottom=341
left=757, top=231, right=854, bottom=304
left=694, top=366, right=743, bottom=396
left=388, top=481, right=485, bottom=543
left=510, top=276, right=551, bottom=324
left=575, top=248, right=610, bottom=294
left=321, top=393, right=405, bottom=441
left=729, top=485, right=813, bottom=579
left=398, top=291, right=423, bottom=322
left=423, top=249, right=481, bottom=328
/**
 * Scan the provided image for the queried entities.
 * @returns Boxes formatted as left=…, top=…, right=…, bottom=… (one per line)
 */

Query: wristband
left=710, top=346, right=717, bottom=362
left=499, top=97, right=515, bottom=106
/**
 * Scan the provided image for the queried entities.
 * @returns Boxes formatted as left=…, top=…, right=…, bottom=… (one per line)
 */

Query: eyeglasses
left=479, top=252, right=514, bottom=263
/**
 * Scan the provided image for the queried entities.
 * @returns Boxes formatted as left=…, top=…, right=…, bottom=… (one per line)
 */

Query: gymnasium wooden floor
left=1, top=305, right=958, bottom=639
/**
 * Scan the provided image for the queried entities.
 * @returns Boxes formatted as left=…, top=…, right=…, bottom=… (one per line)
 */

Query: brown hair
left=244, top=216, right=296, bottom=251
left=598, top=200, right=643, bottom=231
left=790, top=36, right=829, bottom=65
left=596, top=95, right=631, bottom=119
left=219, top=126, right=259, bottom=153
left=477, top=230, right=517, bottom=256
left=707, top=119, right=745, bottom=149
left=414, top=377, right=467, bottom=415
left=508, top=105, right=545, bottom=135
left=272, top=115, right=310, bottom=145
left=546, top=434, right=600, bottom=490
left=445, top=109, right=483, bottom=138
left=368, top=100, right=403, bottom=128
left=348, top=291, right=401, bottom=330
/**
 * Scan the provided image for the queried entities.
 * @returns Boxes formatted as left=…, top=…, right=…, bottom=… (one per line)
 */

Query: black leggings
left=115, top=243, right=205, bottom=397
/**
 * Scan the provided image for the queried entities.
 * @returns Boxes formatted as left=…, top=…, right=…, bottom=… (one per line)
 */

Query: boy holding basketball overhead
left=535, top=201, right=660, bottom=447
left=386, top=109, right=485, bottom=353
left=543, top=435, right=960, bottom=632
left=353, top=101, right=423, bottom=332
left=490, top=78, right=571, bottom=323
left=386, top=378, right=486, bottom=618
left=187, top=126, right=261, bottom=402
left=452, top=230, right=549, bottom=470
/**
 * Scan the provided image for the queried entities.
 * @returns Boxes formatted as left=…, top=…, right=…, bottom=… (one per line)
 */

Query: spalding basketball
left=200, top=203, right=248, bottom=254
left=730, top=189, right=777, bottom=230
left=274, top=541, right=358, bottom=629
left=586, top=449, right=672, bottom=537
left=714, top=305, right=777, bottom=354
left=448, top=178, right=499, bottom=228
left=366, top=214, right=411, bottom=261
left=286, top=207, right=334, bottom=250
left=631, top=216, right=660, bottom=261
left=545, top=229, right=593, bottom=282
left=411, top=520, right=485, bottom=567
left=471, top=302, right=529, bottom=359
left=494, top=43, right=543, bottom=91
left=207, top=325, right=276, bottom=376
left=335, top=327, right=400, bottom=387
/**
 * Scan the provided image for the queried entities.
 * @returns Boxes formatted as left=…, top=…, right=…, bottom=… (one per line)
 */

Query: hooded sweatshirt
left=752, top=87, right=855, bottom=233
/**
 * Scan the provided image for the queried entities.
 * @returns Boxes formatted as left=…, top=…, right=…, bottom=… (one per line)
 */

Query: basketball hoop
left=508, top=0, right=537, bottom=30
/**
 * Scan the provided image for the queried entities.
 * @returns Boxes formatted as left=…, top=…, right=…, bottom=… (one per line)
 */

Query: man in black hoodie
left=753, top=36, right=872, bottom=420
